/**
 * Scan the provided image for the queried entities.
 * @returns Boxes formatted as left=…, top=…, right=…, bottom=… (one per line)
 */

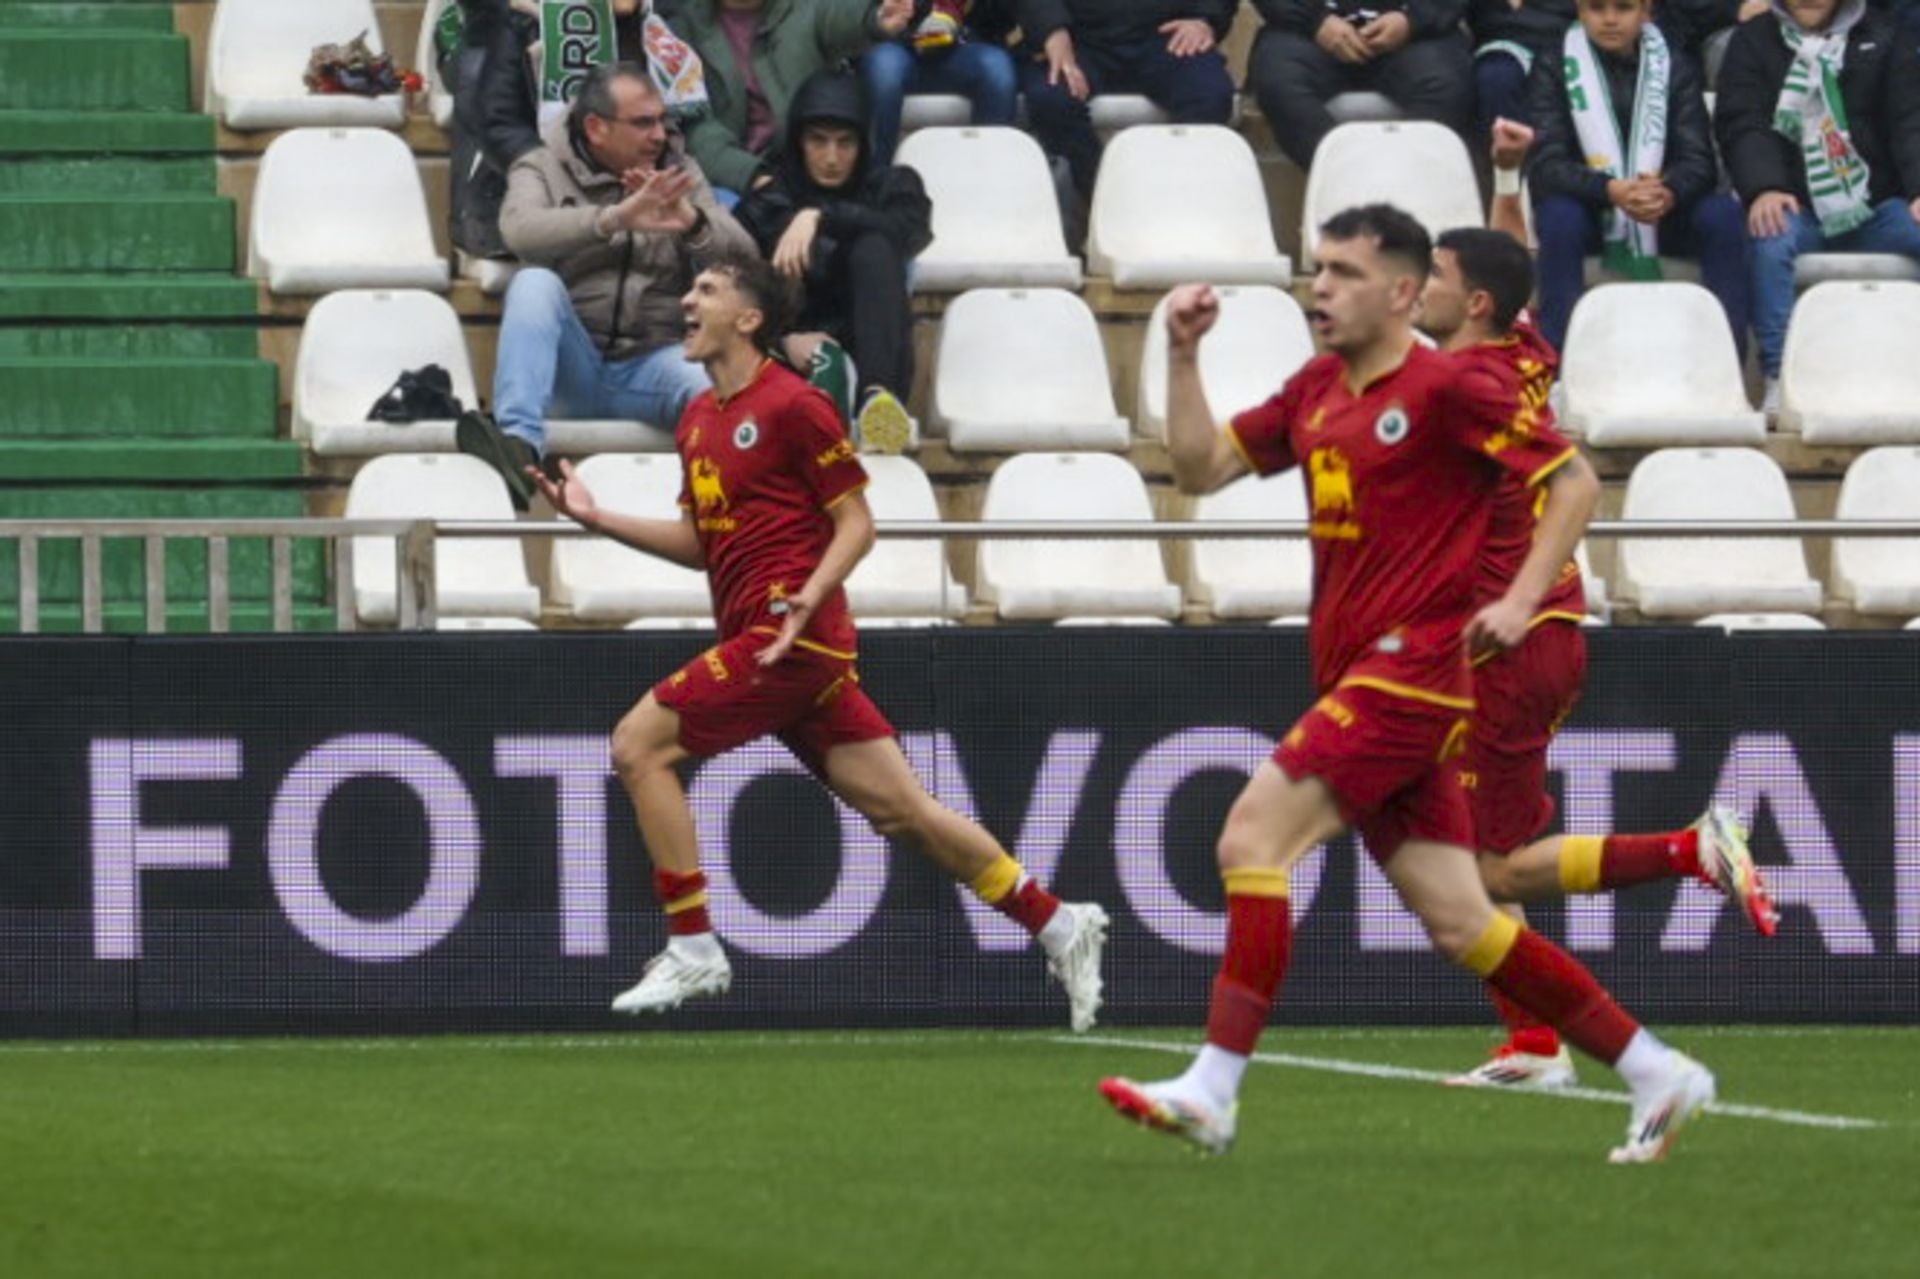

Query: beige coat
left=499, top=118, right=754, bottom=361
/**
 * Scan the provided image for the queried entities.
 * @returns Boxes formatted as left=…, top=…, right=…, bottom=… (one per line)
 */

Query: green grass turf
left=0, top=1027, right=1912, bottom=1278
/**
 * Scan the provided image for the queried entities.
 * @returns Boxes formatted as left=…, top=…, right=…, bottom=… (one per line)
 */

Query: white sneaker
left=610, top=943, right=732, bottom=1015
left=1692, top=806, right=1779, bottom=937
left=1446, top=1044, right=1578, bottom=1089
left=1099, top=1076, right=1238, bottom=1156
left=1761, top=377, right=1781, bottom=417
left=1610, top=1052, right=1716, bottom=1164
left=854, top=387, right=914, bottom=455
left=1045, top=902, right=1109, bottom=1033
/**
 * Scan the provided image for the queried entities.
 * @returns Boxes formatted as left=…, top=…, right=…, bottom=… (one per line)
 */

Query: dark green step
left=0, top=273, right=257, bottom=320
left=0, top=439, right=303, bottom=481
left=0, top=195, right=233, bottom=271
left=0, top=32, right=189, bottom=111
left=0, top=325, right=256, bottom=359
left=0, top=154, right=213, bottom=195
left=0, top=358, right=276, bottom=438
left=0, top=110, right=212, bottom=153
left=0, top=5, right=174, bottom=31
left=0, top=602, right=337, bottom=635
left=0, top=487, right=326, bottom=606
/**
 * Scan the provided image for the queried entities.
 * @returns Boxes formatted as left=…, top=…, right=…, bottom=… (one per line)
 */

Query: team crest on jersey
left=733, top=419, right=760, bottom=450
left=1374, top=406, right=1410, bottom=446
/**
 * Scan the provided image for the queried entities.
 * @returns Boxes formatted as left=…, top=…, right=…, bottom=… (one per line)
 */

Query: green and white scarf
left=1773, top=0, right=1872, bottom=237
left=1563, top=23, right=1669, bottom=279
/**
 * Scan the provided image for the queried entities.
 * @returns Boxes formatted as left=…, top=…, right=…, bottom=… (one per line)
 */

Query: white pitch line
left=1059, top=1034, right=1885, bottom=1132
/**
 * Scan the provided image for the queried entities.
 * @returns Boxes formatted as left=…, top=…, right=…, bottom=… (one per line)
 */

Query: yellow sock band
left=1460, top=912, right=1522, bottom=977
left=1559, top=835, right=1606, bottom=895
left=1222, top=867, right=1291, bottom=899
left=663, top=891, right=709, bottom=915
left=969, top=854, right=1023, bottom=905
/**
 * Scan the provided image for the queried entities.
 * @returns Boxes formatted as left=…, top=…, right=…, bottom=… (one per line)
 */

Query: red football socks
left=1474, top=921, right=1639, bottom=1064
left=968, top=854, right=1061, bottom=935
left=1486, top=983, right=1562, bottom=1058
left=1559, top=830, right=1700, bottom=893
left=654, top=868, right=712, bottom=936
left=1205, top=869, right=1293, bottom=1056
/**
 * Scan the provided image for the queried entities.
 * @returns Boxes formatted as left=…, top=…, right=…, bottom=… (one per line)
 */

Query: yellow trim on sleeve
left=1559, top=835, right=1606, bottom=895
left=1525, top=445, right=1579, bottom=488
left=968, top=854, right=1025, bottom=905
left=1222, top=867, right=1291, bottom=899
left=1337, top=675, right=1476, bottom=712
left=663, top=890, right=710, bottom=915
left=1222, top=422, right=1259, bottom=473
left=822, top=479, right=871, bottom=511
left=1459, top=911, right=1522, bottom=977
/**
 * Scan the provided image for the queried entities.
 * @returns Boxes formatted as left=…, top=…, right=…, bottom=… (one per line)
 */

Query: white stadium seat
left=1086, top=94, right=1244, bottom=133
left=1186, top=472, right=1313, bottom=620
left=1560, top=283, right=1763, bottom=446
left=1575, top=541, right=1609, bottom=622
left=1793, top=254, right=1920, bottom=288
left=930, top=289, right=1129, bottom=452
left=345, top=454, right=541, bottom=625
left=1617, top=448, right=1820, bottom=617
left=1831, top=446, right=1920, bottom=615
left=293, top=290, right=476, bottom=455
left=249, top=128, right=449, bottom=295
left=206, top=0, right=406, bottom=130
left=900, top=95, right=973, bottom=132
left=846, top=456, right=968, bottom=621
left=419, top=0, right=456, bottom=130
left=549, top=455, right=710, bottom=624
left=1327, top=92, right=1403, bottom=124
left=1137, top=286, right=1312, bottom=441
left=1779, top=282, right=1920, bottom=444
left=1086, top=125, right=1290, bottom=288
left=1301, top=122, right=1481, bottom=265
left=458, top=251, right=521, bottom=296
left=896, top=128, right=1081, bottom=292
left=1695, top=613, right=1826, bottom=632
left=977, top=453, right=1182, bottom=621
left=437, top=617, right=539, bottom=631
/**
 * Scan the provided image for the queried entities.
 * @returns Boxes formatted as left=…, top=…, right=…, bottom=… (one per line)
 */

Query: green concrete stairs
left=0, top=2, right=328, bottom=631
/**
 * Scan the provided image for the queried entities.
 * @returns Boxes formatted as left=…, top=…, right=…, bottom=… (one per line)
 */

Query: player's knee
left=1478, top=856, right=1519, bottom=903
left=1425, top=910, right=1489, bottom=964
left=1214, top=819, right=1268, bottom=874
left=610, top=710, right=673, bottom=784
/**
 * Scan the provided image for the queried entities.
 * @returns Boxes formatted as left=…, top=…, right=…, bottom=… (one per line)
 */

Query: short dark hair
left=703, top=249, right=790, bottom=353
left=570, top=61, right=655, bottom=132
left=1318, top=203, right=1433, bottom=278
left=1435, top=228, right=1535, bottom=332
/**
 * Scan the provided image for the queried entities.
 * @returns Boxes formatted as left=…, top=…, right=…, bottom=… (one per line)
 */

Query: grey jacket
left=499, top=118, right=755, bottom=361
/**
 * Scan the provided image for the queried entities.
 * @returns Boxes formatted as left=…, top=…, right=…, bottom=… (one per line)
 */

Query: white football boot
left=1692, top=806, right=1780, bottom=937
left=610, top=939, right=732, bottom=1015
left=1099, top=1076, right=1238, bottom=1156
left=1045, top=902, right=1110, bottom=1033
left=1446, top=1043, right=1578, bottom=1089
left=1609, top=1052, right=1716, bottom=1164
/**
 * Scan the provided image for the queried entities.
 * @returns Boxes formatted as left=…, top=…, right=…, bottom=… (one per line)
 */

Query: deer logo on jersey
left=1308, top=446, right=1363, bottom=540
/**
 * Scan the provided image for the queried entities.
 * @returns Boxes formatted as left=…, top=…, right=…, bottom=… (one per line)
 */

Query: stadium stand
left=895, top=127, right=1081, bottom=292
left=1299, top=121, right=1480, bottom=266
left=248, top=128, right=447, bottom=295
left=930, top=288, right=1129, bottom=452
left=1778, top=282, right=1920, bottom=445
left=1695, top=613, right=1828, bottom=632
left=976, top=453, right=1182, bottom=622
left=1184, top=472, right=1313, bottom=621
left=344, top=453, right=539, bottom=626
left=206, top=0, right=407, bottom=131
left=1137, top=285, right=1310, bottom=441
left=547, top=454, right=710, bottom=626
left=1559, top=283, right=1765, bottom=447
left=293, top=288, right=476, bottom=456
left=1830, top=447, right=1920, bottom=618
left=845, top=456, right=969, bottom=625
left=1616, top=449, right=1821, bottom=619
left=1086, top=124, right=1290, bottom=288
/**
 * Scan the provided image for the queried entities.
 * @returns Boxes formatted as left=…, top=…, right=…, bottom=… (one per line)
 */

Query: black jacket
left=1469, top=0, right=1576, bottom=55
left=1258, top=0, right=1467, bottom=42
left=735, top=71, right=932, bottom=324
left=1714, top=6, right=1920, bottom=208
left=478, top=5, right=647, bottom=174
left=1525, top=33, right=1719, bottom=210
left=1016, top=0, right=1237, bottom=51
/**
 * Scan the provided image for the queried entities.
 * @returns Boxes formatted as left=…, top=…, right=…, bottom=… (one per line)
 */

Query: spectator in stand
left=861, top=0, right=1019, bottom=166
left=1526, top=0, right=1749, bottom=354
left=1015, top=0, right=1238, bottom=210
left=1469, top=0, right=1576, bottom=137
left=737, top=71, right=930, bottom=452
left=1250, top=0, right=1475, bottom=170
left=1658, top=0, right=1772, bottom=70
left=664, top=0, right=919, bottom=203
left=1716, top=0, right=1920, bottom=411
left=456, top=63, right=755, bottom=509
left=478, top=0, right=650, bottom=175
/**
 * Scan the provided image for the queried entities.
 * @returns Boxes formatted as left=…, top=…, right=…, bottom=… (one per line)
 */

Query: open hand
left=1044, top=29, right=1091, bottom=100
left=773, top=208, right=822, bottom=279
left=875, top=0, right=915, bottom=38
left=527, top=458, right=599, bottom=528
left=612, top=167, right=697, bottom=234
left=755, top=592, right=817, bottom=667
left=1160, top=18, right=1216, bottom=57
left=1748, top=190, right=1800, bottom=239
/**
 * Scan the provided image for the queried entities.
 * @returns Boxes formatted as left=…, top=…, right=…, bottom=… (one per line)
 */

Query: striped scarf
left=1773, top=1, right=1872, bottom=237
left=1563, top=24, right=1669, bottom=279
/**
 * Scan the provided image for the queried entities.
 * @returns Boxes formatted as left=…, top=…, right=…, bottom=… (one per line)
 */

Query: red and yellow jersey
left=1467, top=315, right=1587, bottom=625
left=676, top=360, right=868, bottom=654
left=1227, top=340, right=1577, bottom=707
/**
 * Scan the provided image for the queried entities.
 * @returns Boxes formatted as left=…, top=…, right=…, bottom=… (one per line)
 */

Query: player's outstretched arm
left=1469, top=450, right=1599, bottom=651
left=1487, top=118, right=1535, bottom=248
left=527, top=460, right=707, bottom=570
left=755, top=489, right=876, bottom=667
left=1164, top=284, right=1248, bottom=495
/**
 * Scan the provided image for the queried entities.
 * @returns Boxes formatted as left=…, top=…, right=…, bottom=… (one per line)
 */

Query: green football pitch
left=1, top=1027, right=1912, bottom=1278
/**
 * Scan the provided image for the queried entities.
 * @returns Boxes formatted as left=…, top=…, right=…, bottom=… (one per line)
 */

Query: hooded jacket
left=735, top=69, right=934, bottom=286
left=498, top=115, right=756, bottom=360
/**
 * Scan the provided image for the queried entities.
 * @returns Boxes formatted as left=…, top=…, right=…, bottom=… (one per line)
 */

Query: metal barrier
left=3, top=517, right=1918, bottom=633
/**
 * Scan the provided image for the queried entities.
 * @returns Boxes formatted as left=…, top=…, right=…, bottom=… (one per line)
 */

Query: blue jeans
left=861, top=39, right=1019, bottom=166
left=1752, top=198, right=1920, bottom=374
left=493, top=267, right=711, bottom=451
left=1533, top=191, right=1751, bottom=359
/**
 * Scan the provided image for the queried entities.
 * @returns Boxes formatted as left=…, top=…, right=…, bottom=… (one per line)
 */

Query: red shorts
left=1468, top=619, right=1587, bottom=854
left=652, top=631, right=895, bottom=778
left=1273, top=682, right=1474, bottom=862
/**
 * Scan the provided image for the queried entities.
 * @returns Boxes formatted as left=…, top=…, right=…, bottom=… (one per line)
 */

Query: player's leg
left=1387, top=838, right=1718, bottom=1162
left=807, top=699, right=1111, bottom=1031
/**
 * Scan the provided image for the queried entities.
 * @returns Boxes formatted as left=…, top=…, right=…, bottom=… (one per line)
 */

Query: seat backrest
left=1139, top=287, right=1313, bottom=437
left=550, top=453, right=709, bottom=612
left=847, top=456, right=965, bottom=616
left=1784, top=281, right=1920, bottom=413
left=1838, top=445, right=1920, bottom=518
left=1189, top=471, right=1313, bottom=613
left=1090, top=125, right=1277, bottom=258
left=1301, top=122, right=1481, bottom=264
left=293, top=290, right=475, bottom=434
left=253, top=128, right=435, bottom=261
left=980, top=453, right=1166, bottom=596
left=896, top=127, right=1069, bottom=260
left=210, top=0, right=388, bottom=102
left=1563, top=283, right=1749, bottom=415
left=934, top=289, right=1116, bottom=425
left=1624, top=447, right=1796, bottom=521
left=345, top=454, right=529, bottom=606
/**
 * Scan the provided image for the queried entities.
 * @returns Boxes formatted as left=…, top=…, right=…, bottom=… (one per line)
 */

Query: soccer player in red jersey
left=1098, top=205, right=1714, bottom=1162
left=1421, top=228, right=1778, bottom=1089
left=527, top=252, right=1109, bottom=1028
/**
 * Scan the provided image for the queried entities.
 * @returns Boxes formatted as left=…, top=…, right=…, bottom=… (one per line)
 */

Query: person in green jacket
left=665, top=0, right=921, bottom=200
